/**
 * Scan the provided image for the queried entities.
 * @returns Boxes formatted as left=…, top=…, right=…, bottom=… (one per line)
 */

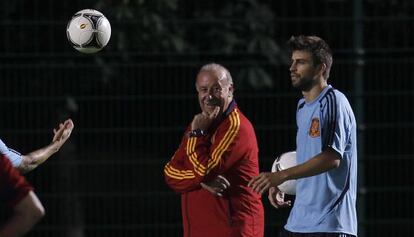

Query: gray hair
left=199, top=63, right=233, bottom=85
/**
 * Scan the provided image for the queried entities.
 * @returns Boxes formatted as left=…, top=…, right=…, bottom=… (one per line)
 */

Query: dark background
left=0, top=0, right=413, bottom=236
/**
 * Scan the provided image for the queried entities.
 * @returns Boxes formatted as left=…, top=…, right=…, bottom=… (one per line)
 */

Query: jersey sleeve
left=164, top=110, right=241, bottom=193
left=164, top=127, right=205, bottom=193
left=0, top=156, right=33, bottom=208
left=321, top=93, right=351, bottom=158
left=0, top=139, right=23, bottom=167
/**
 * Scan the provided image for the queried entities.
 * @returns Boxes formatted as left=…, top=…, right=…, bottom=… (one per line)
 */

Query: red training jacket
left=164, top=102, right=264, bottom=237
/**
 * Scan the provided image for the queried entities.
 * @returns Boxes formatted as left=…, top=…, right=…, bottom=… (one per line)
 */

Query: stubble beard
left=292, top=76, right=316, bottom=92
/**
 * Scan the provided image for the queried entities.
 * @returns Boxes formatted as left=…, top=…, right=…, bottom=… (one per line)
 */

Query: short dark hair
left=287, top=35, right=333, bottom=80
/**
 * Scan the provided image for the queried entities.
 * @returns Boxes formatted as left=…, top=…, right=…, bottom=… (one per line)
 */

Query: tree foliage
left=96, top=0, right=286, bottom=89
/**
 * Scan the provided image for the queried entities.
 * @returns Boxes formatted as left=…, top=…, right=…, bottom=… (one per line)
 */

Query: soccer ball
left=271, top=151, right=297, bottom=195
left=66, top=9, right=111, bottom=53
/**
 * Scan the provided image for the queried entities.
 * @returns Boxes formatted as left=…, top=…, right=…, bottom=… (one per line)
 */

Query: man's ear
left=316, top=63, right=327, bottom=79
left=228, top=84, right=234, bottom=97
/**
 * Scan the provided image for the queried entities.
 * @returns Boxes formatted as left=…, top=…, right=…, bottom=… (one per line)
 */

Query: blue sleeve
left=321, top=93, right=350, bottom=158
left=0, top=139, right=23, bottom=167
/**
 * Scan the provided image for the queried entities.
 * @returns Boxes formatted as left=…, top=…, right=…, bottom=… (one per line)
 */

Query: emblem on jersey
left=309, top=118, right=320, bottom=137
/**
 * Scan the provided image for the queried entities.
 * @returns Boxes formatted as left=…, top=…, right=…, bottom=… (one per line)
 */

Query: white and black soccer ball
left=271, top=151, right=297, bottom=195
left=66, top=9, right=111, bottom=53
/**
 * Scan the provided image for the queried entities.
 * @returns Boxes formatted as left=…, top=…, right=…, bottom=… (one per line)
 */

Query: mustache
left=206, top=97, right=221, bottom=106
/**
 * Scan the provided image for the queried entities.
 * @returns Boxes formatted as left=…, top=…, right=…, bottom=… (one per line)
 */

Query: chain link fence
left=0, top=0, right=412, bottom=236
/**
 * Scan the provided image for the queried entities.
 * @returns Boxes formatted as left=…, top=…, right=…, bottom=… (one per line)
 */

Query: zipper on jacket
left=227, top=199, right=233, bottom=226
left=185, top=193, right=191, bottom=237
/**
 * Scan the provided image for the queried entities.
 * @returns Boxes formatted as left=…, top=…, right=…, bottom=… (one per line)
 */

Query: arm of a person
left=188, top=111, right=241, bottom=177
left=0, top=156, right=44, bottom=237
left=249, top=148, right=340, bottom=194
left=19, top=143, right=61, bottom=173
left=250, top=94, right=352, bottom=194
left=164, top=129, right=207, bottom=193
left=0, top=191, right=45, bottom=237
left=17, top=119, right=74, bottom=173
left=164, top=115, right=240, bottom=193
left=282, top=148, right=340, bottom=180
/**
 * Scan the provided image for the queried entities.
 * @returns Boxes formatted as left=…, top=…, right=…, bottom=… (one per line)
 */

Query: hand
left=268, top=187, right=291, bottom=209
left=191, top=107, right=220, bottom=131
left=52, top=119, right=74, bottom=151
left=200, top=175, right=230, bottom=197
left=248, top=171, right=286, bottom=195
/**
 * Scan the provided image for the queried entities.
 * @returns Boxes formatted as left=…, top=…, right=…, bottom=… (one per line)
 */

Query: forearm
left=0, top=213, right=36, bottom=237
left=0, top=192, right=44, bottom=237
left=165, top=122, right=235, bottom=193
left=281, top=148, right=341, bottom=181
left=18, top=142, right=60, bottom=173
left=164, top=157, right=206, bottom=193
left=164, top=175, right=203, bottom=193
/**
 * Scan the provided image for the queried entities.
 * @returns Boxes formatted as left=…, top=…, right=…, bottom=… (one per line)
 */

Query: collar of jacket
left=207, top=99, right=237, bottom=134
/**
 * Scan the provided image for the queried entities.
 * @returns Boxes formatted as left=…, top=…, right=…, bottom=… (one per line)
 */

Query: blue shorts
left=280, top=229, right=356, bottom=237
